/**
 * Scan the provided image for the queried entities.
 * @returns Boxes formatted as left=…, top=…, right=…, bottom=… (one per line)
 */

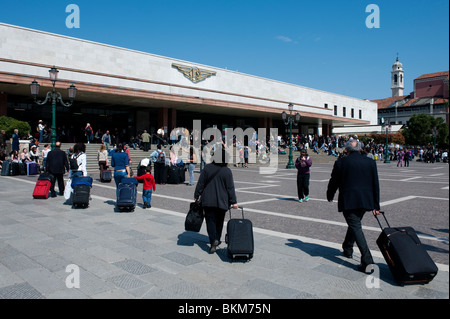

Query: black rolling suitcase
left=225, top=207, right=254, bottom=260
left=167, top=165, right=181, bottom=184
left=178, top=164, right=186, bottom=183
left=71, top=176, right=93, bottom=208
left=100, top=170, right=112, bottom=183
left=116, top=177, right=138, bottom=212
left=375, top=212, right=438, bottom=285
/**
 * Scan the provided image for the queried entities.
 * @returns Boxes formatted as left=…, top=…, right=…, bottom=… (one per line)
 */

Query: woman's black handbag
left=185, top=202, right=204, bottom=232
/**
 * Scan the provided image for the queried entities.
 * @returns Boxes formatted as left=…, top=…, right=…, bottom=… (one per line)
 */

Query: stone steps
left=60, top=143, right=339, bottom=173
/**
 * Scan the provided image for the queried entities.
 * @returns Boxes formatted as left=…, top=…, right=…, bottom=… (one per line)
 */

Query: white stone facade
left=0, top=23, right=378, bottom=127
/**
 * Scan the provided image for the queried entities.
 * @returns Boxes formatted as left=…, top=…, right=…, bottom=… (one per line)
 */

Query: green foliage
left=402, top=114, right=449, bottom=148
left=0, top=116, right=32, bottom=138
left=364, top=132, right=405, bottom=145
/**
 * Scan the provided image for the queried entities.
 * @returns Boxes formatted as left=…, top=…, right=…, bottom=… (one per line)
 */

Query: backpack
left=69, top=154, right=80, bottom=171
left=156, top=150, right=166, bottom=164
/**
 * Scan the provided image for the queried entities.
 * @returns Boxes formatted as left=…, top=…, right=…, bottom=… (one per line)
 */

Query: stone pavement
left=0, top=164, right=448, bottom=302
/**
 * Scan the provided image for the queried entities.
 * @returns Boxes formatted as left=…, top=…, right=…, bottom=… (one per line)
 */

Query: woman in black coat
left=194, top=148, right=238, bottom=253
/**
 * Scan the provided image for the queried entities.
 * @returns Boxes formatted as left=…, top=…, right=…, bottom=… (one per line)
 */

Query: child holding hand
left=134, top=165, right=156, bottom=209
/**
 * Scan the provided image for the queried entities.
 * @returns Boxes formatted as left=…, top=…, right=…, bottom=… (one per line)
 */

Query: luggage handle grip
left=229, top=206, right=244, bottom=219
left=374, top=211, right=391, bottom=229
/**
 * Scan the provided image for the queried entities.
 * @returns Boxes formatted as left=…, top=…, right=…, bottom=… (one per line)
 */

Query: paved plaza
left=0, top=159, right=448, bottom=301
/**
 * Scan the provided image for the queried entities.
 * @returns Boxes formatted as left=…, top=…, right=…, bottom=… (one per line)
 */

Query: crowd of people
left=1, top=121, right=449, bottom=271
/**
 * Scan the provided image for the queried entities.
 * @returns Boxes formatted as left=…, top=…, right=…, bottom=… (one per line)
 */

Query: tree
left=403, top=114, right=449, bottom=148
left=0, top=116, right=31, bottom=139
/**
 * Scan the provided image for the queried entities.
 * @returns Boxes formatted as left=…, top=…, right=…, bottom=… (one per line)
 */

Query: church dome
left=392, top=57, right=403, bottom=70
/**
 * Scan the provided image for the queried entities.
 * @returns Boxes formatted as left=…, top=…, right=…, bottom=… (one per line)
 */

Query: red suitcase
left=33, top=180, right=52, bottom=199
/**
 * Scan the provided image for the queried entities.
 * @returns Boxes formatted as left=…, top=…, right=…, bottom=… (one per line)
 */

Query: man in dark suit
left=327, top=139, right=381, bottom=272
left=46, top=141, right=69, bottom=197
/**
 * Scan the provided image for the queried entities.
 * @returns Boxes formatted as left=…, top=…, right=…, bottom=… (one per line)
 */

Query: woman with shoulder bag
left=194, top=148, right=238, bottom=254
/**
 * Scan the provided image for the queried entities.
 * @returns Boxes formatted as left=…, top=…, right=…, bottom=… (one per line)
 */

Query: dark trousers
left=204, top=207, right=227, bottom=245
left=342, top=209, right=374, bottom=266
left=296, top=173, right=310, bottom=199
left=51, top=173, right=65, bottom=195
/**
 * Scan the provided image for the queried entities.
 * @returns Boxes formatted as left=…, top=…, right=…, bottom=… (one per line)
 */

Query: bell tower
left=391, top=56, right=404, bottom=97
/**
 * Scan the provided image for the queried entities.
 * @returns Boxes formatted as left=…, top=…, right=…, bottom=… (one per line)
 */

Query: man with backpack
left=151, top=144, right=167, bottom=184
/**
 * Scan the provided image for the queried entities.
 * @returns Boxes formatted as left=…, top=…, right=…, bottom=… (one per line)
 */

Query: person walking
left=397, top=149, right=404, bottom=167
left=111, top=143, right=130, bottom=195
left=85, top=123, right=94, bottom=144
left=187, top=146, right=197, bottom=186
left=404, top=148, right=410, bottom=167
left=326, top=139, right=381, bottom=273
left=46, top=141, right=70, bottom=197
left=134, top=165, right=156, bottom=208
left=295, top=150, right=312, bottom=202
left=194, top=149, right=238, bottom=254
left=101, top=130, right=111, bottom=149
left=141, top=130, right=151, bottom=152
left=97, top=144, right=109, bottom=173
left=69, top=143, right=88, bottom=178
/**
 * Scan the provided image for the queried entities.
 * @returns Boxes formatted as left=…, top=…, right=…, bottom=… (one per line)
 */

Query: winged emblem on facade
left=172, top=63, right=216, bottom=83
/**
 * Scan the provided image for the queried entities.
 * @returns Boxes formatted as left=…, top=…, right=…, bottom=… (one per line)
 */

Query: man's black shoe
left=209, top=240, right=220, bottom=254
left=357, top=263, right=375, bottom=274
left=343, top=251, right=353, bottom=259
left=50, top=192, right=57, bottom=198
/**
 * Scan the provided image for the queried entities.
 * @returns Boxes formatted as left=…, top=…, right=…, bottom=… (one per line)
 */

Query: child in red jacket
left=134, top=165, right=156, bottom=208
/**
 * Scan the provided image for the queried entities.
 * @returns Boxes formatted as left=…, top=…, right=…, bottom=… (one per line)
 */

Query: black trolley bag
left=185, top=202, right=204, bottom=232
left=225, top=207, right=254, bottom=260
left=100, top=169, right=112, bottom=183
left=167, top=164, right=181, bottom=184
left=375, top=211, right=438, bottom=285
left=116, top=177, right=138, bottom=212
left=71, top=176, right=93, bottom=208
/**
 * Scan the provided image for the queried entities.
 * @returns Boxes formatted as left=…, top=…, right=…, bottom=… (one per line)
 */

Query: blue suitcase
left=27, top=162, right=39, bottom=175
left=71, top=176, right=93, bottom=208
left=117, top=177, right=138, bottom=212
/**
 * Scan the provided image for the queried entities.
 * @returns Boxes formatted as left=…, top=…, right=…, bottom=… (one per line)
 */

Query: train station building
left=0, top=23, right=377, bottom=142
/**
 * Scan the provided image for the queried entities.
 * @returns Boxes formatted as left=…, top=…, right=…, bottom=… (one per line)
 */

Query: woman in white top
left=29, top=145, right=40, bottom=164
left=69, top=143, right=88, bottom=178
left=41, top=144, right=51, bottom=171
left=20, top=148, right=32, bottom=163
left=97, top=144, right=109, bottom=172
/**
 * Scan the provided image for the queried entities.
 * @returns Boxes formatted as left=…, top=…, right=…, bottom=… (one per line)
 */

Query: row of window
left=324, top=103, right=363, bottom=119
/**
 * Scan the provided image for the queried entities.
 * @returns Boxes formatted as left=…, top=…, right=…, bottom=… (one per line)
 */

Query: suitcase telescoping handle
left=374, top=211, right=391, bottom=230
left=229, top=206, right=245, bottom=219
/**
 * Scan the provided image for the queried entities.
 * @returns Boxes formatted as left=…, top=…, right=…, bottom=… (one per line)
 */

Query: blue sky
left=0, top=0, right=448, bottom=100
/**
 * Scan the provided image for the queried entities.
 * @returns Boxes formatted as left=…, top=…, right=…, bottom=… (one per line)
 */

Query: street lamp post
left=381, top=117, right=391, bottom=163
left=432, top=126, right=438, bottom=153
left=30, top=66, right=77, bottom=150
left=282, top=103, right=300, bottom=169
